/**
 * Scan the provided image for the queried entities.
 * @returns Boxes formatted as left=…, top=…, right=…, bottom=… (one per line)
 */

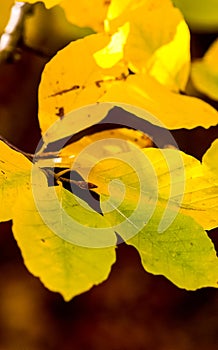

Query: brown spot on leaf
left=95, top=73, right=127, bottom=88
left=55, top=107, right=65, bottom=119
left=50, top=85, right=80, bottom=97
left=95, top=80, right=104, bottom=88
left=116, top=72, right=128, bottom=81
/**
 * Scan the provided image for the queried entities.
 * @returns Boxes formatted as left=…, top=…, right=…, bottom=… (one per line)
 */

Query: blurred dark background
left=0, top=3, right=218, bottom=349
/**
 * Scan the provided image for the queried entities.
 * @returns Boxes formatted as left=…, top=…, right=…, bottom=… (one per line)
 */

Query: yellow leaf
left=38, top=33, right=128, bottom=133
left=57, top=127, right=153, bottom=169
left=107, top=0, right=190, bottom=91
left=191, top=39, right=218, bottom=101
left=106, top=0, right=138, bottom=21
left=93, top=22, right=129, bottom=68
left=12, top=183, right=116, bottom=300
left=143, top=147, right=218, bottom=230
left=0, top=141, right=31, bottom=222
left=84, top=140, right=218, bottom=289
left=147, top=20, right=190, bottom=91
left=202, top=138, right=218, bottom=183
left=87, top=143, right=218, bottom=231
left=40, top=102, right=115, bottom=146
left=100, top=73, right=218, bottom=129
left=60, top=0, right=110, bottom=32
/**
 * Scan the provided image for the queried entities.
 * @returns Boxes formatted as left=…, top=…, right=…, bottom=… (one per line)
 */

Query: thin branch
left=0, top=135, right=34, bottom=161
left=0, top=2, right=34, bottom=63
left=58, top=176, right=97, bottom=190
left=43, top=168, right=97, bottom=190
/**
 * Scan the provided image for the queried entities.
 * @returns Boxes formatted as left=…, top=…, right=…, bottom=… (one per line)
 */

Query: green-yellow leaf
left=140, top=147, right=218, bottom=231
left=12, top=169, right=116, bottom=301
left=128, top=208, right=218, bottom=290
left=88, top=145, right=218, bottom=231
left=203, top=138, right=218, bottom=180
left=173, top=0, right=218, bottom=32
left=191, top=39, right=218, bottom=101
left=0, top=141, right=31, bottom=222
left=87, top=146, right=218, bottom=289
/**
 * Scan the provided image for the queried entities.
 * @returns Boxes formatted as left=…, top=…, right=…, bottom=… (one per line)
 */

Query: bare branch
left=0, top=2, right=33, bottom=63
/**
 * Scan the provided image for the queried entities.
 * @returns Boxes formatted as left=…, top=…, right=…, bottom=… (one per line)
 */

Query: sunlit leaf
left=141, top=147, right=218, bottom=231
left=38, top=33, right=128, bottom=133
left=128, top=208, right=218, bottom=290
left=57, top=128, right=153, bottom=168
left=94, top=23, right=129, bottom=69
left=12, top=169, right=116, bottom=301
left=107, top=0, right=190, bottom=91
left=0, top=141, right=31, bottom=222
left=147, top=20, right=190, bottom=91
left=202, top=139, right=218, bottom=183
left=191, top=39, right=218, bottom=101
left=87, top=145, right=218, bottom=230
left=60, top=0, right=110, bottom=32
left=40, top=102, right=115, bottom=146
left=100, top=73, right=218, bottom=129
left=1, top=0, right=217, bottom=299
left=86, top=147, right=218, bottom=289
left=179, top=142, right=218, bottom=230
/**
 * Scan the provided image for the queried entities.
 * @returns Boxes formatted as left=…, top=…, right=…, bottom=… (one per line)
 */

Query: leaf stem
left=42, top=168, right=97, bottom=190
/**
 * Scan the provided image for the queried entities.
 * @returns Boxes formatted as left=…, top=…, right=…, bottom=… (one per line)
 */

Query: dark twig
left=0, top=135, right=34, bottom=161
left=0, top=2, right=34, bottom=63
left=43, top=168, right=97, bottom=190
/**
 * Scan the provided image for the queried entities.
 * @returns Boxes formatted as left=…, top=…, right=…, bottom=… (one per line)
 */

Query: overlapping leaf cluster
left=0, top=0, right=218, bottom=300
